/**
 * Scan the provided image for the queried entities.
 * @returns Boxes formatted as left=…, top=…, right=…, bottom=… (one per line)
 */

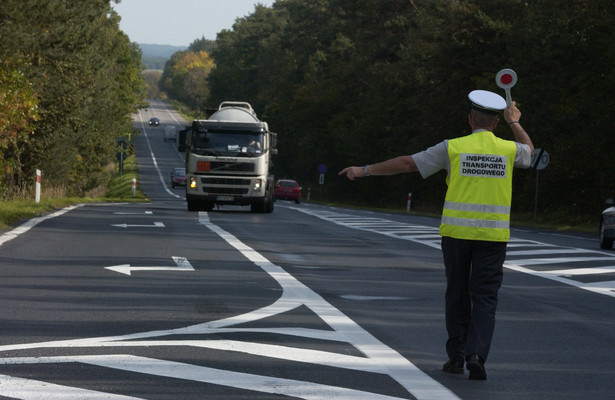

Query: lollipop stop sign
left=496, top=68, right=517, bottom=105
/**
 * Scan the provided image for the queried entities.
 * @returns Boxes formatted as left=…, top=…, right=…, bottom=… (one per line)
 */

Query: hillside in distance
left=139, top=43, right=187, bottom=70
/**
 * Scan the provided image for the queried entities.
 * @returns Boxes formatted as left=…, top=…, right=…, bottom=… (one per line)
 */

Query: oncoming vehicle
left=274, top=179, right=301, bottom=204
left=164, top=125, right=177, bottom=142
left=170, top=167, right=186, bottom=188
left=185, top=101, right=277, bottom=213
left=148, top=117, right=160, bottom=126
left=599, top=198, right=615, bottom=249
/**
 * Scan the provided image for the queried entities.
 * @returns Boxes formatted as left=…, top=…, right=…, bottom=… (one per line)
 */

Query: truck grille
left=210, top=162, right=255, bottom=172
left=202, top=177, right=251, bottom=186
left=201, top=177, right=250, bottom=195
left=204, top=187, right=248, bottom=195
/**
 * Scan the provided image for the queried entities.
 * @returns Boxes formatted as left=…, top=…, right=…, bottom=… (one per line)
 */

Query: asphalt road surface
left=0, top=100, right=614, bottom=399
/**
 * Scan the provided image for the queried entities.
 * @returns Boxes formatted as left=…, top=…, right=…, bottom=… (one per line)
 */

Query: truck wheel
left=187, top=198, right=199, bottom=211
left=265, top=193, right=274, bottom=213
left=599, top=219, right=614, bottom=249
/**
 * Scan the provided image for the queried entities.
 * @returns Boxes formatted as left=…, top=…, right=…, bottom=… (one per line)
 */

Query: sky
left=112, top=0, right=276, bottom=47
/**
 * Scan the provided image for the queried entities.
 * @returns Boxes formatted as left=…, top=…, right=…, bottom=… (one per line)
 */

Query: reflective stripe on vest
left=439, top=131, right=517, bottom=242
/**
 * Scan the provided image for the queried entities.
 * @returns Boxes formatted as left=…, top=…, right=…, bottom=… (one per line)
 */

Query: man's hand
left=338, top=166, right=364, bottom=180
left=504, top=101, right=521, bottom=124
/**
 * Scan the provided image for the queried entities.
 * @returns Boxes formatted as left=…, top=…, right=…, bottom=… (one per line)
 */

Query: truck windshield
left=193, top=130, right=263, bottom=157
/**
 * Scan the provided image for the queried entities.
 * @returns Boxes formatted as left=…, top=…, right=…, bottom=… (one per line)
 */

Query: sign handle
left=495, top=69, right=517, bottom=106
left=504, top=88, right=512, bottom=106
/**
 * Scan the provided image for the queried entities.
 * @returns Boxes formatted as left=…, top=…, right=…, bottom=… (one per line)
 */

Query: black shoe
left=466, top=355, right=486, bottom=380
left=442, top=358, right=464, bottom=374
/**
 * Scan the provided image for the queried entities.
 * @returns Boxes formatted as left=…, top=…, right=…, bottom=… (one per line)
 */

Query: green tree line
left=0, top=0, right=143, bottom=197
left=163, top=0, right=613, bottom=224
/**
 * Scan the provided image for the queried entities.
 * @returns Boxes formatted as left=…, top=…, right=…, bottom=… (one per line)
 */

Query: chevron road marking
left=286, top=205, right=615, bottom=298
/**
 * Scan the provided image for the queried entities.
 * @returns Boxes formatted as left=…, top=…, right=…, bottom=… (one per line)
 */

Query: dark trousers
left=441, top=236, right=506, bottom=362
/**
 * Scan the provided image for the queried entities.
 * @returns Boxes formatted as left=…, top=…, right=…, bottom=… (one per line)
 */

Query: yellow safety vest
left=439, top=130, right=517, bottom=242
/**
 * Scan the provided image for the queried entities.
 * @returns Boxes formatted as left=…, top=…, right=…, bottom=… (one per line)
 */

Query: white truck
left=184, top=101, right=277, bottom=213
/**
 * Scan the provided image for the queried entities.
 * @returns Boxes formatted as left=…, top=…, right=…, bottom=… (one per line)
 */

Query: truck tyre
left=187, top=197, right=199, bottom=211
left=265, top=200, right=274, bottom=213
left=265, top=189, right=274, bottom=213
left=599, top=219, right=614, bottom=249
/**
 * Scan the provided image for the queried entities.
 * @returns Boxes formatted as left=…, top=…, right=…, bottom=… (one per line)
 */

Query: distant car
left=599, top=198, right=615, bottom=249
left=170, top=168, right=186, bottom=188
left=148, top=117, right=160, bottom=126
left=274, top=179, right=301, bottom=203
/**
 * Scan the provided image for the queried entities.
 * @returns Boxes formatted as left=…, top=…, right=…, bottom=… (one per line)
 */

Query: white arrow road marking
left=0, top=373, right=144, bottom=399
left=111, top=221, right=165, bottom=228
left=105, top=256, right=194, bottom=276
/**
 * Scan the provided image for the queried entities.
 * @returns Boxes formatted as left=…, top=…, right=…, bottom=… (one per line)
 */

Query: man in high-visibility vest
left=339, top=90, right=534, bottom=380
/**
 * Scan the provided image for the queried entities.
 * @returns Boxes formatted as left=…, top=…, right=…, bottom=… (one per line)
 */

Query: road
left=0, top=100, right=614, bottom=399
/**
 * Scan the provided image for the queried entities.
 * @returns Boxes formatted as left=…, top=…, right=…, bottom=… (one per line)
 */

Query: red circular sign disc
left=500, top=74, right=513, bottom=85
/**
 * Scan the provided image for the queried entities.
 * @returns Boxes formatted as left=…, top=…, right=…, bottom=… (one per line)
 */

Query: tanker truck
left=184, top=101, right=277, bottom=213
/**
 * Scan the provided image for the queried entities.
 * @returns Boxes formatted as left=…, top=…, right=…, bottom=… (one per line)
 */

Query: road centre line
left=137, top=110, right=182, bottom=199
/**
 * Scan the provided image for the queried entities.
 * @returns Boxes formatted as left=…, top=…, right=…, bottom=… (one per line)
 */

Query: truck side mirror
left=270, top=132, right=278, bottom=155
left=185, top=130, right=192, bottom=147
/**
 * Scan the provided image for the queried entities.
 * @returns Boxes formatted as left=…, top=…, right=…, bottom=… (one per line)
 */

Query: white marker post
left=495, top=68, right=517, bottom=105
left=132, top=178, right=136, bottom=197
left=35, top=169, right=41, bottom=203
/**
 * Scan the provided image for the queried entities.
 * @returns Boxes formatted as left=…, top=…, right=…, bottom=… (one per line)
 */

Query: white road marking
left=1, top=355, right=405, bottom=400
left=0, top=373, right=143, bottom=399
left=0, top=205, right=81, bottom=247
left=137, top=111, right=183, bottom=200
left=111, top=221, right=165, bottom=228
left=0, top=210, right=461, bottom=399
left=105, top=256, right=195, bottom=276
left=196, top=212, right=460, bottom=400
left=285, top=205, right=615, bottom=298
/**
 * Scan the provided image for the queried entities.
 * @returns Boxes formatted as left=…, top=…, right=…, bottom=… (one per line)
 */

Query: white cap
left=468, top=90, right=506, bottom=114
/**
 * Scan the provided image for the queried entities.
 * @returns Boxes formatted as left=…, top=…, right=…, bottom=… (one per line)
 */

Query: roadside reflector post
left=406, top=192, right=412, bottom=212
left=132, top=178, right=136, bottom=197
left=35, top=169, right=41, bottom=203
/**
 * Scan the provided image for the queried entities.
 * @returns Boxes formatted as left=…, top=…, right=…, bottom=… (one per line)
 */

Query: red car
left=274, top=179, right=301, bottom=203
left=170, top=167, right=186, bottom=188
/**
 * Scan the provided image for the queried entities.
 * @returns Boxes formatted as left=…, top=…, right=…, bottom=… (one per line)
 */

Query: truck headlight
left=189, top=177, right=197, bottom=189
left=253, top=179, right=262, bottom=190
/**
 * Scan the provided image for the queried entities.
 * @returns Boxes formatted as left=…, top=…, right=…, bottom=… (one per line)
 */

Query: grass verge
left=0, top=154, right=148, bottom=231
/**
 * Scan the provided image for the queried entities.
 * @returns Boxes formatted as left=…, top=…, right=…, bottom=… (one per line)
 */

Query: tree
left=0, top=56, right=39, bottom=195
left=161, top=50, right=215, bottom=111
left=0, top=0, right=144, bottom=195
left=201, top=0, right=613, bottom=220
